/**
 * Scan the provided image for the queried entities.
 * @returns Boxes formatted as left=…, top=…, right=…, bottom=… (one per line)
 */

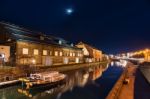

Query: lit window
left=70, top=52, right=72, bottom=56
left=43, top=50, right=47, bottom=55
left=55, top=51, right=58, bottom=56
left=23, top=48, right=28, bottom=55
left=73, top=53, right=75, bottom=57
left=34, top=49, right=39, bottom=55
left=60, top=52, right=63, bottom=56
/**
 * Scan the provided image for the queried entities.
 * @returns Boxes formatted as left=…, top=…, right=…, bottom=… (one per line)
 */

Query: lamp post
left=31, top=59, right=36, bottom=73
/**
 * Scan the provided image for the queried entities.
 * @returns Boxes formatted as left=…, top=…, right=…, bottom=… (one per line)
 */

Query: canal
left=0, top=61, right=127, bottom=99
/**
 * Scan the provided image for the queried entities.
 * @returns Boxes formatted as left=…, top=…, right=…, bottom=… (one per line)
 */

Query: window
left=43, top=50, right=47, bottom=55
left=55, top=51, right=58, bottom=56
left=60, top=52, right=63, bottom=56
left=70, top=52, right=72, bottom=56
left=34, top=49, right=39, bottom=55
left=73, top=53, right=75, bottom=57
left=23, top=48, right=28, bottom=55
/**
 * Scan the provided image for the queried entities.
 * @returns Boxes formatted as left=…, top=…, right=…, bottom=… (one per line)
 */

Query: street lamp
left=32, top=59, right=36, bottom=65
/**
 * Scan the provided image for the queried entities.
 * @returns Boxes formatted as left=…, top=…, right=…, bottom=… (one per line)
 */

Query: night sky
left=0, top=0, right=150, bottom=54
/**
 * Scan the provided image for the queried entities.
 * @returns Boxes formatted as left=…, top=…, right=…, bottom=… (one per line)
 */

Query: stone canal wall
left=0, top=61, right=108, bottom=86
left=39, top=61, right=108, bottom=72
left=0, top=67, right=26, bottom=83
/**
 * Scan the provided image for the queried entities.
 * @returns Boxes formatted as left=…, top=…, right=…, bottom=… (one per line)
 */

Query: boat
left=17, top=82, right=66, bottom=98
left=19, top=71, right=67, bottom=89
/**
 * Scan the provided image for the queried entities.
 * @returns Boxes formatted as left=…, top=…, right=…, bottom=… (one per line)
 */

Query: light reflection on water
left=111, top=60, right=127, bottom=67
left=0, top=62, right=125, bottom=99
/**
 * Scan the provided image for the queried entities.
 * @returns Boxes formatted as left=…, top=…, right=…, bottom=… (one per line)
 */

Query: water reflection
left=0, top=62, right=125, bottom=99
left=111, top=60, right=127, bottom=67
left=54, top=64, right=108, bottom=99
left=0, top=86, right=26, bottom=99
left=16, top=64, right=107, bottom=99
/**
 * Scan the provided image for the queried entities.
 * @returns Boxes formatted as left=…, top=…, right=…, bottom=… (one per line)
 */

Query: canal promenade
left=106, top=62, right=130, bottom=99
left=117, top=64, right=136, bottom=99
left=106, top=62, right=150, bottom=99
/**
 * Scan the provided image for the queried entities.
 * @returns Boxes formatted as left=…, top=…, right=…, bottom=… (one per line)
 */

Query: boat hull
left=30, top=79, right=66, bottom=89
left=20, top=78, right=66, bottom=90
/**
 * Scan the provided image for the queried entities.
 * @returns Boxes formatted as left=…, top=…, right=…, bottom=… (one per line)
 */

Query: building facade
left=0, top=22, right=83, bottom=66
left=76, top=42, right=102, bottom=63
left=143, top=49, right=150, bottom=62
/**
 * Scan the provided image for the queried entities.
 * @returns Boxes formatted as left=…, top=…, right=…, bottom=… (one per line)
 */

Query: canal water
left=0, top=61, right=126, bottom=99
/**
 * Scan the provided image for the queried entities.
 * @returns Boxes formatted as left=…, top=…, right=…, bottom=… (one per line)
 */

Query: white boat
left=19, top=71, right=67, bottom=89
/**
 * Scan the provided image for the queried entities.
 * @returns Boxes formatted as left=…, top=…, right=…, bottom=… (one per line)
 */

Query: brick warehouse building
left=76, top=42, right=103, bottom=63
left=0, top=22, right=83, bottom=66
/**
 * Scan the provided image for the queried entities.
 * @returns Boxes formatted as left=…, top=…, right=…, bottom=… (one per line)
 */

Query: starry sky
left=0, top=0, right=150, bottom=54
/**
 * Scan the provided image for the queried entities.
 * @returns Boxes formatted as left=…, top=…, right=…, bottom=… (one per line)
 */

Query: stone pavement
left=118, top=65, right=136, bottom=99
left=119, top=65, right=150, bottom=99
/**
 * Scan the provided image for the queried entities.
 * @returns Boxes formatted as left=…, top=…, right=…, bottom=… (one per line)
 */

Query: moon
left=66, top=8, right=73, bottom=15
